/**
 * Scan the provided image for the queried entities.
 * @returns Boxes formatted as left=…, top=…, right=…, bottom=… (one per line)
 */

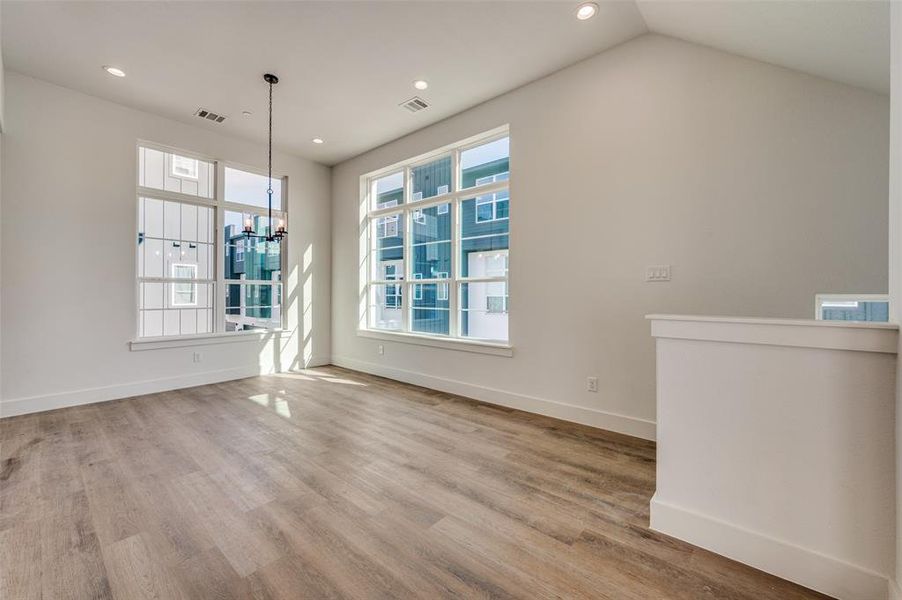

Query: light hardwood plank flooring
left=0, top=366, right=831, bottom=599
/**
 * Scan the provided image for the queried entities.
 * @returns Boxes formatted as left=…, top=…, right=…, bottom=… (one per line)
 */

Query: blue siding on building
left=822, top=301, right=889, bottom=322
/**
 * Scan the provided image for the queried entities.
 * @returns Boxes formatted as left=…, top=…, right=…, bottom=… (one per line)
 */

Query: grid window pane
left=411, top=203, right=451, bottom=280
left=138, top=282, right=213, bottom=337
left=461, top=137, right=509, bottom=189
left=410, top=283, right=450, bottom=336
left=411, top=156, right=452, bottom=201
left=372, top=214, right=404, bottom=282
left=460, top=282, right=508, bottom=342
left=138, top=147, right=214, bottom=199
left=374, top=171, right=404, bottom=209
left=138, top=198, right=214, bottom=284
left=369, top=284, right=403, bottom=331
left=225, top=282, right=282, bottom=331
left=224, top=167, right=282, bottom=210
left=460, top=195, right=509, bottom=278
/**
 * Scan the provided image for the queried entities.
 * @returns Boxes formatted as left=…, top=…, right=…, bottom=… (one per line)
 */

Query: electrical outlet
left=646, top=265, right=672, bottom=282
left=193, top=352, right=202, bottom=363
left=587, top=376, right=598, bottom=393
left=377, top=344, right=384, bottom=355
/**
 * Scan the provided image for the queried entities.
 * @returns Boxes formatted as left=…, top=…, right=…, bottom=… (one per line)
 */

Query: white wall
left=0, top=72, right=332, bottom=413
left=331, top=33, right=889, bottom=439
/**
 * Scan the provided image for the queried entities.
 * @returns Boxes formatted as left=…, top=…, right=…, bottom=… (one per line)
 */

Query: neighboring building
left=224, top=215, right=282, bottom=330
left=821, top=300, right=889, bottom=322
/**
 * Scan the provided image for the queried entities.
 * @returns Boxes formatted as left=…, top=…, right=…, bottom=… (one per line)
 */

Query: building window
left=486, top=294, right=509, bottom=314
left=137, top=143, right=286, bottom=338
left=171, top=263, right=198, bottom=306
left=815, top=294, right=889, bottom=322
left=362, top=128, right=510, bottom=342
left=171, top=154, right=199, bottom=179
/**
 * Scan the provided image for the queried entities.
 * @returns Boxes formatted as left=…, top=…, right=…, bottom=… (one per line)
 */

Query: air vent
left=194, top=108, right=227, bottom=123
left=400, top=96, right=429, bottom=113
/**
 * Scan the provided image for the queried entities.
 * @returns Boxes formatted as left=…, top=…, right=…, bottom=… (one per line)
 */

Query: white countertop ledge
left=646, top=314, right=898, bottom=354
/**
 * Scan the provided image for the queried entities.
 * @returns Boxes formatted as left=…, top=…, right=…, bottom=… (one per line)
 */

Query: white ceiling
left=1, top=1, right=889, bottom=166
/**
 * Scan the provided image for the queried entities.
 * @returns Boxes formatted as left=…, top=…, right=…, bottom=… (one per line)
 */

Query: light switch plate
left=646, top=265, right=672, bottom=282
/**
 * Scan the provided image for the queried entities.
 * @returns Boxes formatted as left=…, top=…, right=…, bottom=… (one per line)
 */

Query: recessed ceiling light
left=242, top=110, right=252, bottom=117
left=312, top=138, right=324, bottom=144
left=413, top=80, right=429, bottom=90
left=576, top=2, right=598, bottom=20
left=103, top=65, right=126, bottom=77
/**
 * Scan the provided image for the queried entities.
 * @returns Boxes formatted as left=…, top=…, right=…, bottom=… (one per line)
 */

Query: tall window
left=362, top=129, right=510, bottom=343
left=136, top=144, right=286, bottom=338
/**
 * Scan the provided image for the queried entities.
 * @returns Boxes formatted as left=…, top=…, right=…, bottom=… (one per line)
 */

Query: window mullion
left=402, top=209, right=411, bottom=333
left=450, top=193, right=461, bottom=338
left=214, top=161, right=226, bottom=334
left=449, top=149, right=460, bottom=336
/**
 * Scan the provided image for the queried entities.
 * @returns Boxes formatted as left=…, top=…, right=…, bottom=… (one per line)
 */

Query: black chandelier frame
left=243, top=73, right=286, bottom=243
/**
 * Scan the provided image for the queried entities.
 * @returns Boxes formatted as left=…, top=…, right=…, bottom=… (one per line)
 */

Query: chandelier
left=243, top=73, right=286, bottom=242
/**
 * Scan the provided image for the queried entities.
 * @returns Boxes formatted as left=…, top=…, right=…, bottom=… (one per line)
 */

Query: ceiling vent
left=400, top=96, right=429, bottom=113
left=194, top=108, right=227, bottom=123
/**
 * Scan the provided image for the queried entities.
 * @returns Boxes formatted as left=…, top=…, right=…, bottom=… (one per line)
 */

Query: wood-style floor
left=1, top=366, right=830, bottom=600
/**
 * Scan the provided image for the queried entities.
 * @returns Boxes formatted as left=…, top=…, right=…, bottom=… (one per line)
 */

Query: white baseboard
left=1, top=365, right=272, bottom=418
left=650, top=494, right=889, bottom=600
left=302, top=355, right=331, bottom=369
left=331, top=355, right=656, bottom=441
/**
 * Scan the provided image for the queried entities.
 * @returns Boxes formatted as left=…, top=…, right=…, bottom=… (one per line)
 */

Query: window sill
left=357, top=328, right=513, bottom=357
left=130, top=329, right=287, bottom=351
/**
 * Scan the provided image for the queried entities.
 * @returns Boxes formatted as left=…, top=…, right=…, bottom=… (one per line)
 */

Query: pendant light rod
left=246, top=73, right=285, bottom=243
left=264, top=73, right=277, bottom=239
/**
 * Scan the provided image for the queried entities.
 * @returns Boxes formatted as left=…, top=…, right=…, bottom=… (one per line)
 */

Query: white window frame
left=134, top=142, right=288, bottom=344
left=814, top=293, right=889, bottom=320
left=359, top=125, right=512, bottom=352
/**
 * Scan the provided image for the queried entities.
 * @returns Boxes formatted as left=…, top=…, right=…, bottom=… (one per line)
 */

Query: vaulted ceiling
left=1, top=1, right=889, bottom=165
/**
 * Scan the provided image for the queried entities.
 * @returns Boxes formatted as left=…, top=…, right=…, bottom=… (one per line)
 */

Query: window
left=137, top=143, right=287, bottom=338
left=384, top=265, right=401, bottom=309
left=378, top=215, right=399, bottom=238
left=475, top=188, right=509, bottom=223
left=815, top=294, right=889, bottom=322
left=362, top=128, right=510, bottom=343
left=486, top=294, right=509, bottom=314
left=171, top=155, right=199, bottom=179
left=171, top=264, right=198, bottom=306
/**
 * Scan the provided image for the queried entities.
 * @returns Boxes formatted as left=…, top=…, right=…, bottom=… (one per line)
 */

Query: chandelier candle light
left=243, top=73, right=286, bottom=242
